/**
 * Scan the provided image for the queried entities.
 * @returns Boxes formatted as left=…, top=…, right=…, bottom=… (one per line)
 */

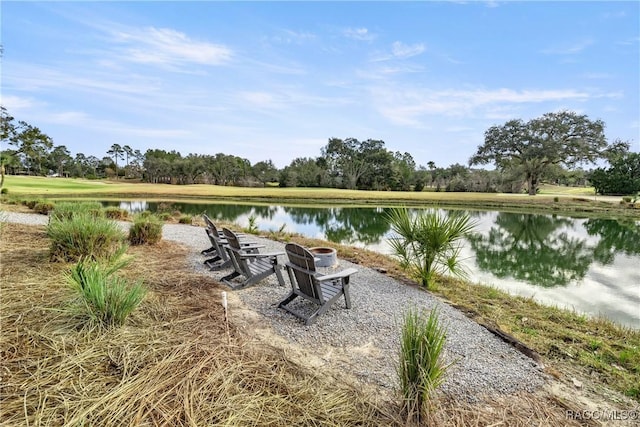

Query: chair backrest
left=203, top=214, right=215, bottom=229
left=222, top=228, right=241, bottom=251
left=285, top=243, right=319, bottom=299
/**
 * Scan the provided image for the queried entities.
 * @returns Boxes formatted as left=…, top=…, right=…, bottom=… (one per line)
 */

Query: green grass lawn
left=1, top=175, right=635, bottom=218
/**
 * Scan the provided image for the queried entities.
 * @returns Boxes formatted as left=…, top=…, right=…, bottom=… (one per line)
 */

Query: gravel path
left=2, top=211, right=547, bottom=402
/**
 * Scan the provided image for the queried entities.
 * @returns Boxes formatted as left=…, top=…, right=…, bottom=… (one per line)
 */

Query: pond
left=110, top=200, right=640, bottom=328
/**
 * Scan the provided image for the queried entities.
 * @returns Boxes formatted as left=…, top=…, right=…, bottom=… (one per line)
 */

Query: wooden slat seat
left=278, top=243, right=357, bottom=325
left=202, top=215, right=256, bottom=271
left=220, top=228, right=285, bottom=290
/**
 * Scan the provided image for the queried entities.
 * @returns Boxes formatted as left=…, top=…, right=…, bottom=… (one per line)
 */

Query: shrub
left=25, top=199, right=39, bottom=209
left=129, top=214, right=163, bottom=245
left=622, top=196, right=632, bottom=203
left=158, top=212, right=172, bottom=221
left=50, top=201, right=104, bottom=222
left=386, top=207, right=475, bottom=289
left=1, top=187, right=8, bottom=195
left=137, top=210, right=153, bottom=219
left=68, top=258, right=146, bottom=328
left=398, top=307, right=449, bottom=421
left=47, top=213, right=127, bottom=262
left=33, top=201, right=55, bottom=215
left=103, top=207, right=129, bottom=220
left=178, top=214, right=193, bottom=225
left=553, top=196, right=559, bottom=203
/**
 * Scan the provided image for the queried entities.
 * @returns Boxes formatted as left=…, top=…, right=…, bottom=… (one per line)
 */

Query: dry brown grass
left=0, top=223, right=397, bottom=426
left=0, top=222, right=616, bottom=426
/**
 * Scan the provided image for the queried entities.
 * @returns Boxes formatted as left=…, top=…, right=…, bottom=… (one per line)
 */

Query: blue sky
left=2, top=1, right=638, bottom=169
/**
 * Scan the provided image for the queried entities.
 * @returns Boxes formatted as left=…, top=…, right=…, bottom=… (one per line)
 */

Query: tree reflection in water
left=467, top=213, right=593, bottom=287
left=584, top=218, right=640, bottom=265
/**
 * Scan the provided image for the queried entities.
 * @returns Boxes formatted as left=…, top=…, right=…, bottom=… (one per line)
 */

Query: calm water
left=112, top=200, right=640, bottom=328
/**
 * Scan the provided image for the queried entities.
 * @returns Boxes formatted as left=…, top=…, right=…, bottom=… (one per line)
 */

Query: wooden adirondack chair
left=201, top=214, right=219, bottom=255
left=278, top=243, right=357, bottom=325
left=221, top=228, right=286, bottom=290
left=202, top=216, right=254, bottom=270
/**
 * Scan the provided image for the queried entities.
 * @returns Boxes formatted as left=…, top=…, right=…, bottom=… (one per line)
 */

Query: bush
left=47, top=213, right=127, bottom=262
left=25, top=199, right=39, bottom=209
left=50, top=201, right=104, bottom=222
left=158, top=212, right=172, bottom=221
left=553, top=196, right=559, bottom=203
left=33, top=201, right=55, bottom=215
left=398, top=307, right=449, bottom=421
left=103, top=207, right=129, bottom=220
left=1, top=187, right=8, bottom=195
left=386, top=207, right=475, bottom=289
left=178, top=214, right=193, bottom=225
left=129, top=214, right=163, bottom=245
left=68, top=258, right=146, bottom=327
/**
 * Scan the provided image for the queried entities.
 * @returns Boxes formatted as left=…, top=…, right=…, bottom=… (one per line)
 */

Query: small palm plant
left=386, top=207, right=475, bottom=289
left=398, top=307, right=449, bottom=421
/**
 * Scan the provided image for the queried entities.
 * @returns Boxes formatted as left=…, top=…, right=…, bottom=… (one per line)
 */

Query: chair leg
left=204, top=254, right=221, bottom=265
left=201, top=246, right=216, bottom=255
left=343, top=280, right=352, bottom=309
left=278, top=291, right=298, bottom=308
left=221, top=271, right=241, bottom=282
left=274, top=265, right=286, bottom=286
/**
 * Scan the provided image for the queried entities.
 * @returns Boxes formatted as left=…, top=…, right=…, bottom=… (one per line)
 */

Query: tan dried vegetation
left=0, top=221, right=619, bottom=426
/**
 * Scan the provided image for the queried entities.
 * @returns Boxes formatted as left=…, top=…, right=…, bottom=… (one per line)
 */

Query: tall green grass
left=129, top=213, right=163, bottom=245
left=47, top=212, right=127, bottom=262
left=68, top=258, right=146, bottom=327
left=398, top=307, right=449, bottom=422
left=49, top=201, right=104, bottom=222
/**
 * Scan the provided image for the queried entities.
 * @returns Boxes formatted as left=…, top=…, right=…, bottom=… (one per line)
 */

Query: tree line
left=1, top=105, right=637, bottom=195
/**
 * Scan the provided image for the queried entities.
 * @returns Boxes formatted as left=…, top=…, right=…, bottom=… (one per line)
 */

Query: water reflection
left=585, top=218, right=640, bottom=265
left=105, top=200, right=640, bottom=327
left=467, top=213, right=592, bottom=287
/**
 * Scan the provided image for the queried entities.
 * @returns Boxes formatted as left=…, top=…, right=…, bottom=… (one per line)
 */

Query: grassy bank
left=3, top=175, right=639, bottom=219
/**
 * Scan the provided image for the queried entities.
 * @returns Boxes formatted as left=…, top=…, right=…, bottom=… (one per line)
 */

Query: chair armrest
left=317, top=268, right=358, bottom=282
left=235, top=244, right=266, bottom=251
left=241, top=251, right=284, bottom=259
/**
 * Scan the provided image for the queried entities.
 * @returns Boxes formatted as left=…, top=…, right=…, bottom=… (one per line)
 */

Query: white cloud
left=541, top=39, right=594, bottom=55
left=112, top=27, right=233, bottom=67
left=371, top=41, right=426, bottom=62
left=270, top=29, right=316, bottom=44
left=369, top=86, right=602, bottom=126
left=0, top=95, right=38, bottom=113
left=344, top=27, right=376, bottom=41
left=582, top=72, right=614, bottom=79
left=391, top=41, right=425, bottom=59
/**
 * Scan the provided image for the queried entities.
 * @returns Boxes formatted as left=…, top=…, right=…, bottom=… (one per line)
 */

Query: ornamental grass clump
left=129, top=213, right=163, bottom=245
left=68, top=257, right=146, bottom=328
left=50, top=201, right=104, bottom=222
left=47, top=213, right=127, bottom=262
left=178, top=214, right=193, bottom=225
left=398, top=307, right=449, bottom=422
left=33, top=201, right=55, bottom=215
left=386, top=207, right=475, bottom=289
left=103, top=206, right=129, bottom=220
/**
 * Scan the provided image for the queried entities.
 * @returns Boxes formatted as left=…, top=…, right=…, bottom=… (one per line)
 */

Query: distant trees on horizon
left=1, top=105, right=638, bottom=195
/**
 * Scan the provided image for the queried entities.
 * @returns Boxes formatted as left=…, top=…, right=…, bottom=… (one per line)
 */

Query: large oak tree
left=470, top=111, right=607, bottom=195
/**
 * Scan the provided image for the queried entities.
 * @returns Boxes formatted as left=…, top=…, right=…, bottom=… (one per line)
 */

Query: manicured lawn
left=2, top=175, right=635, bottom=218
